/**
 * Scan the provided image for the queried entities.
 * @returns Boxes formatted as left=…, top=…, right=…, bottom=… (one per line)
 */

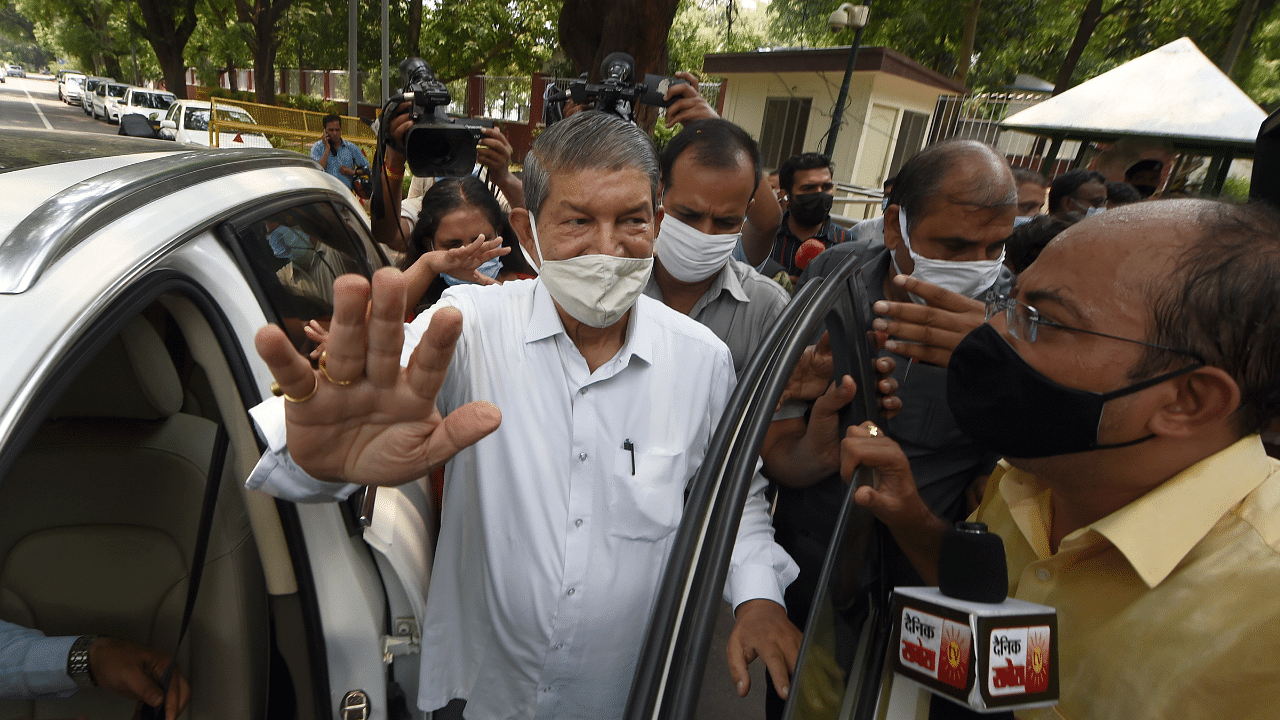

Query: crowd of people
left=6, top=72, right=1276, bottom=720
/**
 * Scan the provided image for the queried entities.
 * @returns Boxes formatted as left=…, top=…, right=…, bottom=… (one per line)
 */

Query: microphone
left=890, top=522, right=1059, bottom=714
left=939, top=521, right=1007, bottom=604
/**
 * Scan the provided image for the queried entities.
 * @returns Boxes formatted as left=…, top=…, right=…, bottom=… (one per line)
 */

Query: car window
left=108, top=85, right=128, bottom=98
left=165, top=104, right=178, bottom=122
left=229, top=201, right=383, bottom=354
left=185, top=108, right=210, bottom=131
left=217, top=107, right=257, bottom=124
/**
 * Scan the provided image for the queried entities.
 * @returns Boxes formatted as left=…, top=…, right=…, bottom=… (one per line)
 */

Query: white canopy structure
left=1002, top=37, right=1265, bottom=153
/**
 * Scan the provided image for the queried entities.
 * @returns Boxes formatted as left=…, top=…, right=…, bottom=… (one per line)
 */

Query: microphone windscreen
left=938, top=522, right=1008, bottom=604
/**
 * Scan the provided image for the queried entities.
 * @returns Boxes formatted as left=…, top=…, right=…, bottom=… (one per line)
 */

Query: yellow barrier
left=207, top=97, right=378, bottom=158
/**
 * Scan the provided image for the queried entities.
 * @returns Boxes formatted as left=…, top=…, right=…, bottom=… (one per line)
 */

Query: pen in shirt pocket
left=623, top=439, right=635, bottom=475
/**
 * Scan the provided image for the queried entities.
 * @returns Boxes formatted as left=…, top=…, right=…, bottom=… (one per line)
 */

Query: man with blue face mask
left=842, top=199, right=1280, bottom=720
left=244, top=111, right=803, bottom=719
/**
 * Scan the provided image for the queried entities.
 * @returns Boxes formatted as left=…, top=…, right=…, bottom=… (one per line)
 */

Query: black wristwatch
left=67, top=634, right=98, bottom=689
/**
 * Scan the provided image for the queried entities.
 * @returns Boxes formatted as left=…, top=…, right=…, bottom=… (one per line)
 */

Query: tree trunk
left=1219, top=0, right=1263, bottom=76
left=135, top=0, right=199, bottom=99
left=233, top=0, right=296, bottom=105
left=408, top=0, right=423, bottom=58
left=1052, top=0, right=1106, bottom=95
left=558, top=0, right=682, bottom=131
left=953, top=0, right=981, bottom=84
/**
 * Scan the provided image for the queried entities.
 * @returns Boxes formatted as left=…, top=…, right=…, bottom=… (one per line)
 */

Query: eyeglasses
left=984, top=292, right=1201, bottom=357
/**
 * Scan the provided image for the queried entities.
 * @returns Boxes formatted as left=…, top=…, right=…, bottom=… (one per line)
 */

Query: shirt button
left=567, top=588, right=575, bottom=596
left=580, top=387, right=588, bottom=395
left=575, top=519, right=583, bottom=527
left=1036, top=568, right=1051, bottom=582
left=578, top=452, right=588, bottom=461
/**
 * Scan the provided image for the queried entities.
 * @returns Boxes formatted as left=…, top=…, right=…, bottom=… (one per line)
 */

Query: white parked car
left=58, top=72, right=86, bottom=103
left=0, top=127, right=413, bottom=720
left=120, top=87, right=176, bottom=124
left=91, top=81, right=131, bottom=123
left=81, top=76, right=113, bottom=115
left=160, top=100, right=274, bottom=149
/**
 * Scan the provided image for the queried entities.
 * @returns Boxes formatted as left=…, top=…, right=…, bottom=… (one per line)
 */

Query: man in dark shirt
left=763, top=139, right=1017, bottom=718
left=770, top=153, right=853, bottom=278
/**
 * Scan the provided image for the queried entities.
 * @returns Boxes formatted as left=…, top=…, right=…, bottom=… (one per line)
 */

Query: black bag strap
left=140, top=422, right=229, bottom=719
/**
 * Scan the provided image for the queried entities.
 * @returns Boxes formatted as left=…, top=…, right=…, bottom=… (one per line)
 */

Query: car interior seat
left=0, top=313, right=268, bottom=719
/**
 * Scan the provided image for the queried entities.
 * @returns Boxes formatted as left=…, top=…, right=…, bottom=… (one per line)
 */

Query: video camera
left=544, top=52, right=689, bottom=125
left=397, top=57, right=493, bottom=177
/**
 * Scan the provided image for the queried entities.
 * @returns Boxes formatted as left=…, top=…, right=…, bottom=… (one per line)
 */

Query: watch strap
left=67, top=634, right=98, bottom=688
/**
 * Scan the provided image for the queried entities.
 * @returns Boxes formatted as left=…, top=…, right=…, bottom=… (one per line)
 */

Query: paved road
left=0, top=74, right=119, bottom=134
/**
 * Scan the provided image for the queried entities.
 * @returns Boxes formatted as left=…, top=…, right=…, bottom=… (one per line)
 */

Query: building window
left=760, top=97, right=812, bottom=169
left=888, top=110, right=931, bottom=176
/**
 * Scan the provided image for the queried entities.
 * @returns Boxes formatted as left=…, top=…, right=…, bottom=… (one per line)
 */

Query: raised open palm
left=255, top=268, right=501, bottom=486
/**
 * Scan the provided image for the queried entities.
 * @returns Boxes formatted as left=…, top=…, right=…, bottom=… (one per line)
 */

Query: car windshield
left=108, top=85, right=128, bottom=98
left=183, top=107, right=257, bottom=131
left=66, top=78, right=81, bottom=88
left=132, top=93, right=174, bottom=109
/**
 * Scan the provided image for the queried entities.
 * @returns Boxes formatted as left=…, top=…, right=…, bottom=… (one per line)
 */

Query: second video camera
left=398, top=57, right=493, bottom=177
left=547, top=52, right=688, bottom=125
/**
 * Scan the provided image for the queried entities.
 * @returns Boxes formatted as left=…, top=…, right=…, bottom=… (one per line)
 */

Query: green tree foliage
left=764, top=0, right=1280, bottom=108
left=0, top=1, right=54, bottom=68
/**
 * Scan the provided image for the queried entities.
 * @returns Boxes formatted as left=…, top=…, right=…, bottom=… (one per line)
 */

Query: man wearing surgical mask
left=769, top=152, right=854, bottom=278
left=773, top=140, right=1016, bottom=625
left=244, top=111, right=802, bottom=719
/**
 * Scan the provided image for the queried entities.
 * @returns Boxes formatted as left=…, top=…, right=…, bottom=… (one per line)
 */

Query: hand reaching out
left=256, top=268, right=502, bottom=486
left=663, top=71, right=719, bottom=126
left=873, top=274, right=985, bottom=367
left=778, top=331, right=902, bottom=418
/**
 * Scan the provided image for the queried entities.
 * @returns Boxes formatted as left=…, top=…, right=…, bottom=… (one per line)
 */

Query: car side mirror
left=160, top=120, right=177, bottom=130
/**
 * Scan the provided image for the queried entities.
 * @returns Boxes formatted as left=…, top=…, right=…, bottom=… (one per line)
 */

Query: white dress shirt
left=247, top=279, right=798, bottom=719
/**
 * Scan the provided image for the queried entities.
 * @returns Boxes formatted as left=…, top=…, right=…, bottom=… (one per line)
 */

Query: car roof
left=0, top=128, right=317, bottom=294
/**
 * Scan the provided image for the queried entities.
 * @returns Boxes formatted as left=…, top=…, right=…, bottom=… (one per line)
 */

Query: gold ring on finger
left=867, top=423, right=880, bottom=437
left=318, top=350, right=353, bottom=386
left=282, top=375, right=319, bottom=404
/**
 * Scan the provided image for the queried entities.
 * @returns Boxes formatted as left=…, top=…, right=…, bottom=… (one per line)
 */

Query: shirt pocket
left=605, top=447, right=687, bottom=541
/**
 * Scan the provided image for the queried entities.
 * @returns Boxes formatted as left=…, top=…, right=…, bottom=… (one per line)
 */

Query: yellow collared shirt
left=974, top=435, right=1280, bottom=720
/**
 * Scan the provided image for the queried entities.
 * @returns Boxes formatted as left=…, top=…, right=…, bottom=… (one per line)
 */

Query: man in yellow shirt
left=841, top=198, right=1280, bottom=719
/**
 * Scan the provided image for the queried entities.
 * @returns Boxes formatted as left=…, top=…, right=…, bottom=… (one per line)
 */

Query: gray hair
left=523, top=111, right=659, bottom=220
left=889, top=139, right=1018, bottom=234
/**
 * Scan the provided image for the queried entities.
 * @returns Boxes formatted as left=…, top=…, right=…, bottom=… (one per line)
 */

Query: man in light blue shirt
left=0, top=619, right=189, bottom=718
left=310, top=113, right=369, bottom=190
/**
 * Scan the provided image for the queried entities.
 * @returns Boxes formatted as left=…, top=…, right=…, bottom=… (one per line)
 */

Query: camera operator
left=311, top=114, right=370, bottom=192
left=373, top=111, right=524, bottom=253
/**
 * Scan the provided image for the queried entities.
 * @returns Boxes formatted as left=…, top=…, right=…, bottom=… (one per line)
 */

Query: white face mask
left=1084, top=205, right=1106, bottom=218
left=653, top=213, right=740, bottom=283
left=892, top=209, right=1004, bottom=304
left=529, top=218, right=653, bottom=328
left=1013, top=215, right=1034, bottom=227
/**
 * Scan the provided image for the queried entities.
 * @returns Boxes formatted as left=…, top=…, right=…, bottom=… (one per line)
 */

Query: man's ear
left=654, top=205, right=664, bottom=236
left=1148, top=366, right=1242, bottom=439
left=511, top=208, right=538, bottom=268
left=882, top=204, right=903, bottom=252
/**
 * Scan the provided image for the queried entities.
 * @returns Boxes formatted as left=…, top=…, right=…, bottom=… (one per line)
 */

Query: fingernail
left=781, top=685, right=790, bottom=698
left=737, top=681, right=745, bottom=692
left=894, top=274, right=908, bottom=285
left=872, top=318, right=888, bottom=330
left=873, top=301, right=889, bottom=313
left=885, top=339, right=898, bottom=350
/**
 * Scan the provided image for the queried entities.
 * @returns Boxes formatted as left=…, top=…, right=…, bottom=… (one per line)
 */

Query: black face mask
left=789, top=191, right=833, bottom=226
left=946, top=324, right=1203, bottom=458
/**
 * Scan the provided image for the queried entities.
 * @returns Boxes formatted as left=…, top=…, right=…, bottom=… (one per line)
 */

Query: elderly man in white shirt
left=249, top=111, right=801, bottom=719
